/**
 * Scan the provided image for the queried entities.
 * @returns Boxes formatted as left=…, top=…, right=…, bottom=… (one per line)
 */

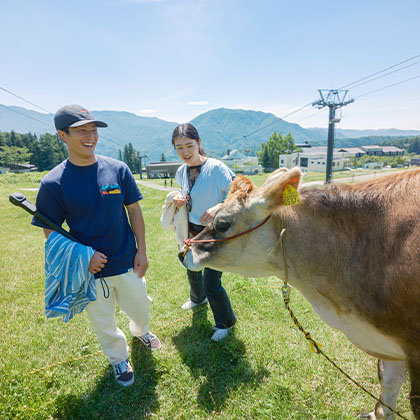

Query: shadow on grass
left=172, top=307, right=270, bottom=413
left=53, top=339, right=159, bottom=420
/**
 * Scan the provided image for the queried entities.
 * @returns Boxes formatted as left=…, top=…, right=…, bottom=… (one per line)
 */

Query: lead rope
left=182, top=214, right=272, bottom=257
left=279, top=228, right=409, bottom=420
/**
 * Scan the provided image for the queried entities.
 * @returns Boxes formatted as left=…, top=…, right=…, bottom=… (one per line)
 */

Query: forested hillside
left=382, top=135, right=420, bottom=154
left=0, top=131, right=67, bottom=171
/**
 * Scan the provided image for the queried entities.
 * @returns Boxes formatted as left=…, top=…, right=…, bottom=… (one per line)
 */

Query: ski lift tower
left=312, top=90, right=354, bottom=183
left=136, top=151, right=148, bottom=179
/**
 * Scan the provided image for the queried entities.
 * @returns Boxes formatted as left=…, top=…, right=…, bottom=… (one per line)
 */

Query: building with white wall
left=279, top=147, right=356, bottom=172
left=221, top=149, right=263, bottom=174
left=279, top=144, right=404, bottom=172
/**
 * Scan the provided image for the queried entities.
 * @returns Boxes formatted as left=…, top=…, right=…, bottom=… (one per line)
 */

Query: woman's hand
left=200, top=203, right=223, bottom=225
left=173, top=194, right=186, bottom=208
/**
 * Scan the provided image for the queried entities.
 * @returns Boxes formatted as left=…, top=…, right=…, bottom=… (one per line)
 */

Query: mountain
left=189, top=108, right=324, bottom=156
left=0, top=105, right=325, bottom=161
left=0, top=104, right=55, bottom=134
left=0, top=105, right=179, bottom=162
left=1, top=104, right=419, bottom=162
left=91, top=110, right=178, bottom=161
left=308, top=126, right=420, bottom=140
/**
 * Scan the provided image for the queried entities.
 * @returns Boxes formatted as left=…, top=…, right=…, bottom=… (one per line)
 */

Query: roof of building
left=221, top=149, right=247, bottom=160
left=296, top=147, right=328, bottom=154
left=381, top=146, right=404, bottom=152
left=336, top=147, right=365, bottom=154
left=146, top=161, right=182, bottom=168
left=361, top=145, right=381, bottom=150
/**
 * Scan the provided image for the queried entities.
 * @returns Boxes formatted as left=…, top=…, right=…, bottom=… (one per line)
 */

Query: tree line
left=382, top=136, right=420, bottom=154
left=0, top=131, right=68, bottom=172
left=1, top=129, right=418, bottom=174
left=256, top=132, right=420, bottom=172
left=257, top=131, right=299, bottom=171
left=0, top=131, right=143, bottom=174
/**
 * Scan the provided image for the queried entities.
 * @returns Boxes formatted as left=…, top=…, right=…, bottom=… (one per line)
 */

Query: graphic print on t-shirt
left=101, top=184, right=121, bottom=195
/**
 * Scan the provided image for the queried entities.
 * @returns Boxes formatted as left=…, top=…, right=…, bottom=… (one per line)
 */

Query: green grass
left=0, top=174, right=413, bottom=420
left=141, top=167, right=405, bottom=188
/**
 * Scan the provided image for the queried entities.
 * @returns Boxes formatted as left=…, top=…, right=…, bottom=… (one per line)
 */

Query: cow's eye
left=215, top=219, right=231, bottom=233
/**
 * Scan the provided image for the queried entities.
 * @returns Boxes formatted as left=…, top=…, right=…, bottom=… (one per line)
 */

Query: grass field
left=146, top=167, right=398, bottom=188
left=0, top=173, right=413, bottom=420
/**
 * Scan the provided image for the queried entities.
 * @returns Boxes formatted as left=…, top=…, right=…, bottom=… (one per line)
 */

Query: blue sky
left=1, top=0, right=419, bottom=129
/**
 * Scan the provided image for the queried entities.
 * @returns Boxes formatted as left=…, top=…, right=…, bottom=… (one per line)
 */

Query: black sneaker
left=138, top=332, right=162, bottom=351
left=112, top=359, right=134, bottom=386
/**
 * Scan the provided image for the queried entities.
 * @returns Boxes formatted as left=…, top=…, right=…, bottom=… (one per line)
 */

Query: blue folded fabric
left=44, top=231, right=96, bottom=322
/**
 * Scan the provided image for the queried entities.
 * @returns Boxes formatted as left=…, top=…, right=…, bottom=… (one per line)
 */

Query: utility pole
left=312, top=90, right=354, bottom=183
left=136, top=151, right=148, bottom=179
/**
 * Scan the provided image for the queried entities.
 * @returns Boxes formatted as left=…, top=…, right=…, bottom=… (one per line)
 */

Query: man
left=32, top=104, right=161, bottom=387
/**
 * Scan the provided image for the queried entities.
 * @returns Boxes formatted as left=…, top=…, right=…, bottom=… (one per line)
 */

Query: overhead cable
left=348, top=59, right=420, bottom=90
left=0, top=86, right=51, bottom=114
left=1, top=105, right=52, bottom=127
left=241, top=101, right=314, bottom=140
left=294, top=108, right=327, bottom=123
left=354, top=73, right=420, bottom=100
left=339, top=53, right=420, bottom=90
left=0, top=86, right=122, bottom=148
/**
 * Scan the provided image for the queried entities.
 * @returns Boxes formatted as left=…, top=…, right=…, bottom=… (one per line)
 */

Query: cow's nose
left=178, top=247, right=186, bottom=263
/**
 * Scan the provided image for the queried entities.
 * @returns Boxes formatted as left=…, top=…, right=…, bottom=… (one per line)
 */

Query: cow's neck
left=268, top=188, right=406, bottom=360
left=271, top=185, right=383, bottom=308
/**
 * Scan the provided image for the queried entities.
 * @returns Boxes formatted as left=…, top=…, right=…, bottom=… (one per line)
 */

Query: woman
left=172, top=123, right=237, bottom=341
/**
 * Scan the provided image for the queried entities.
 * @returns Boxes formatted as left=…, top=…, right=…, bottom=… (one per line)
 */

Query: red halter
left=181, top=214, right=271, bottom=258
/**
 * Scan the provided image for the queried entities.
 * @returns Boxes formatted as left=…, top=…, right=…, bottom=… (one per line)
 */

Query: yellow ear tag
left=282, top=184, right=300, bottom=206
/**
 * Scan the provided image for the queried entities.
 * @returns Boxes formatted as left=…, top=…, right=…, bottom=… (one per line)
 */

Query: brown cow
left=179, top=167, right=420, bottom=419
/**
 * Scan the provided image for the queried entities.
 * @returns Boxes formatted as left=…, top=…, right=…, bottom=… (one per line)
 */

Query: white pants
left=85, top=270, right=152, bottom=365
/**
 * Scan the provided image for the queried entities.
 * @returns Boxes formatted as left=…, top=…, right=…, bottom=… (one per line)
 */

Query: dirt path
left=136, top=180, right=178, bottom=191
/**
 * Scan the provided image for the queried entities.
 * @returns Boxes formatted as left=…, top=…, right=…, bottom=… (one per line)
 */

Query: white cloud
left=139, top=109, right=157, bottom=113
left=188, top=101, right=209, bottom=106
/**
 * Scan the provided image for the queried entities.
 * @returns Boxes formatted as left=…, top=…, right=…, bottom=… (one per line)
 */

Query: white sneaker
left=211, top=327, right=232, bottom=342
left=181, top=297, right=208, bottom=310
left=112, top=359, right=134, bottom=386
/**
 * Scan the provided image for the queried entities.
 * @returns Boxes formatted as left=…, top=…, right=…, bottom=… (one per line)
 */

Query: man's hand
left=200, top=203, right=223, bottom=225
left=133, top=250, right=149, bottom=277
left=88, top=251, right=108, bottom=274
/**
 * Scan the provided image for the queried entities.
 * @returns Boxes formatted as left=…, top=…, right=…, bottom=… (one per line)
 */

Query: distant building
left=4, top=163, right=38, bottom=173
left=410, top=158, right=420, bottom=166
left=336, top=147, right=366, bottom=158
left=360, top=145, right=404, bottom=156
left=221, top=149, right=263, bottom=175
left=362, top=162, right=384, bottom=170
left=295, top=141, right=312, bottom=149
left=279, top=147, right=353, bottom=172
left=146, top=162, right=182, bottom=179
left=279, top=144, right=405, bottom=172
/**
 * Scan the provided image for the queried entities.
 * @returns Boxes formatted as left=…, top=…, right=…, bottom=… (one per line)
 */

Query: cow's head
left=179, top=167, right=302, bottom=277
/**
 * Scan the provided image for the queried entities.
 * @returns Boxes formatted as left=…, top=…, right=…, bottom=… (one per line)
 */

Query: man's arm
left=126, top=201, right=148, bottom=277
left=43, top=228, right=54, bottom=239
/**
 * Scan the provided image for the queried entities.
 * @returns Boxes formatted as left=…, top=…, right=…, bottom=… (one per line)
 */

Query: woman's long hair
left=172, top=123, right=205, bottom=156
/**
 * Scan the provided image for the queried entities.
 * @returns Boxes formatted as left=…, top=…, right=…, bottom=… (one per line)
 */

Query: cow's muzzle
left=178, top=246, right=187, bottom=264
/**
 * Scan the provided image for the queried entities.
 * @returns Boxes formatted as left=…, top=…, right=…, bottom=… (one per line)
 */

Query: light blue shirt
left=175, top=158, right=235, bottom=225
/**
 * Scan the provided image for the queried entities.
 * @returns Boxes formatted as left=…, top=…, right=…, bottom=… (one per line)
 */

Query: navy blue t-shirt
left=31, top=156, right=143, bottom=278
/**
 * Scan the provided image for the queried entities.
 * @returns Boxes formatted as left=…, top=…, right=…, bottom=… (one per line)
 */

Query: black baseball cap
left=54, top=104, right=108, bottom=131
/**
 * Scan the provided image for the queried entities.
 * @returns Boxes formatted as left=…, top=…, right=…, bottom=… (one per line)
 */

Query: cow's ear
left=227, top=175, right=255, bottom=201
left=260, top=167, right=288, bottom=189
left=259, top=167, right=302, bottom=209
